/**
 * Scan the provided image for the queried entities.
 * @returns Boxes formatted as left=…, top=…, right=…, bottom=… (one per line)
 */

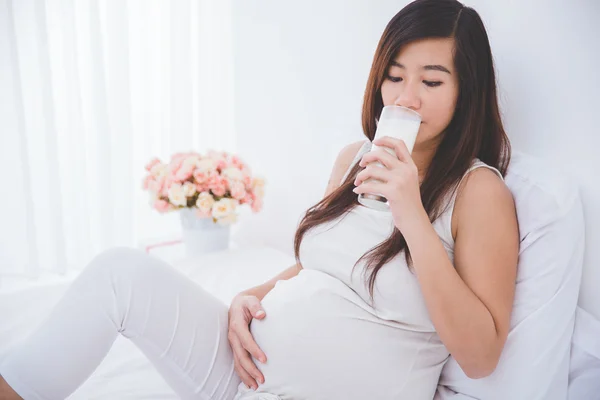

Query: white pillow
left=567, top=306, right=600, bottom=399
left=435, top=151, right=586, bottom=400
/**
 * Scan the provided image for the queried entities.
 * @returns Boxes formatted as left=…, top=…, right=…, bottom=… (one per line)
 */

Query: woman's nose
left=393, top=84, right=421, bottom=111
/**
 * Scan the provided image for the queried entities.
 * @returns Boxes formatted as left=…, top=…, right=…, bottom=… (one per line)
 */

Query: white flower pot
left=179, top=208, right=230, bottom=257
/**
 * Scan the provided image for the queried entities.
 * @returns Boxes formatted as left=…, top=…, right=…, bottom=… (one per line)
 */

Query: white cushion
left=435, top=151, right=586, bottom=400
left=568, top=306, right=600, bottom=399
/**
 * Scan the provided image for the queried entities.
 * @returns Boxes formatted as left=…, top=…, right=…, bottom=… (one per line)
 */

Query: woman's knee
left=84, top=246, right=153, bottom=280
left=81, top=247, right=182, bottom=302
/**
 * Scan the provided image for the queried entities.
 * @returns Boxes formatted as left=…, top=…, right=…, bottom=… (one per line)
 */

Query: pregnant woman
left=0, top=0, right=519, bottom=399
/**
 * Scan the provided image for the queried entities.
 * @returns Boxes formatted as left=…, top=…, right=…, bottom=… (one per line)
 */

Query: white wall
left=231, top=0, right=600, bottom=318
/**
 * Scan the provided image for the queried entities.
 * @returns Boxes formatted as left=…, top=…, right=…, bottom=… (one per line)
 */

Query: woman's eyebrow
left=390, top=61, right=452, bottom=75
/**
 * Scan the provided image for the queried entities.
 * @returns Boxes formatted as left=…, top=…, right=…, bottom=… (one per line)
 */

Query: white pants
left=0, top=247, right=243, bottom=400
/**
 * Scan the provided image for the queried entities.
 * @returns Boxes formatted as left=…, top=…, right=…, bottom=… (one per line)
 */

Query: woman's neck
left=412, top=137, right=441, bottom=184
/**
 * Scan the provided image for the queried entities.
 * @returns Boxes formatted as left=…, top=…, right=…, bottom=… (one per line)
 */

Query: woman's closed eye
left=423, top=80, right=442, bottom=87
left=385, top=75, right=443, bottom=87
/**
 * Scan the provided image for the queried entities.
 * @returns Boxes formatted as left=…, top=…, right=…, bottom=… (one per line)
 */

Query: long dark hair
left=293, top=0, right=511, bottom=298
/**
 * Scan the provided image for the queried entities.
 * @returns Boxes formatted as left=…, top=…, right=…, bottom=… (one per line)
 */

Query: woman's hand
left=228, top=294, right=267, bottom=390
left=353, top=136, right=426, bottom=232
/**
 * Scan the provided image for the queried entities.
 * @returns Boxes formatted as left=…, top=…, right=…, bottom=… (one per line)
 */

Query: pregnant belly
left=246, top=270, right=446, bottom=400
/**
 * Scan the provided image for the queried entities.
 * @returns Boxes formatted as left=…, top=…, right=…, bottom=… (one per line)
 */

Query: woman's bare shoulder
left=452, top=167, right=515, bottom=240
left=323, top=139, right=368, bottom=197
left=339, top=139, right=368, bottom=166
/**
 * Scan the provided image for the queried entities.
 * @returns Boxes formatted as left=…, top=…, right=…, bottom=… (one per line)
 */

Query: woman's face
left=380, top=38, right=459, bottom=148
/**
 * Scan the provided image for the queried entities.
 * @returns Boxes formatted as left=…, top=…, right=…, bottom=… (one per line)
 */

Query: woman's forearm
left=240, top=263, right=302, bottom=301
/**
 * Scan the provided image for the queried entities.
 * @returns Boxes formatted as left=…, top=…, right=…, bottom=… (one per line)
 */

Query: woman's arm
left=403, top=168, right=519, bottom=379
left=239, top=139, right=366, bottom=300
left=240, top=263, right=302, bottom=300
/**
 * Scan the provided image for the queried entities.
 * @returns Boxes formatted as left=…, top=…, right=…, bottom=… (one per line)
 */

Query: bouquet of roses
left=142, top=150, right=265, bottom=226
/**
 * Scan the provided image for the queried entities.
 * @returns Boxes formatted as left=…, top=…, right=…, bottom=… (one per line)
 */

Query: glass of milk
left=357, top=105, right=422, bottom=212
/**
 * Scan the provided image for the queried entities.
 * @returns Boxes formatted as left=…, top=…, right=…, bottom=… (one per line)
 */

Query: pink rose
left=222, top=176, right=232, bottom=190
left=161, top=178, right=173, bottom=197
left=211, top=183, right=227, bottom=197
left=216, top=159, right=227, bottom=171
left=242, top=174, right=252, bottom=189
left=231, top=155, right=246, bottom=170
left=174, top=163, right=194, bottom=181
left=251, top=198, right=263, bottom=213
left=230, top=181, right=246, bottom=200
left=145, top=158, right=161, bottom=172
left=240, top=192, right=253, bottom=205
left=148, top=178, right=163, bottom=193
left=195, top=183, right=208, bottom=193
left=142, top=175, right=153, bottom=190
left=207, top=174, right=225, bottom=190
left=193, top=170, right=211, bottom=185
left=167, top=156, right=186, bottom=178
left=154, top=199, right=170, bottom=213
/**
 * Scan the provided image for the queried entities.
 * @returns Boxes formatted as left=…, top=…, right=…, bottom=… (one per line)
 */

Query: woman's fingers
left=233, top=353, right=258, bottom=390
left=372, top=137, right=412, bottom=163
left=238, top=347, right=265, bottom=385
left=359, top=148, right=398, bottom=169
left=246, top=298, right=266, bottom=320
left=230, top=334, right=265, bottom=385
left=353, top=180, right=387, bottom=197
left=227, top=296, right=267, bottom=389
left=355, top=164, right=391, bottom=187
left=236, top=323, right=267, bottom=363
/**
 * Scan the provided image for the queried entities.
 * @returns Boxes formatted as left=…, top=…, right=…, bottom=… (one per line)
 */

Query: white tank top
left=239, top=140, right=504, bottom=400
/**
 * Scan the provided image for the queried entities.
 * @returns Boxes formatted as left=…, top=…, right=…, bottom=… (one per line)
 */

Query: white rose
left=195, top=191, right=215, bottom=214
left=254, top=186, right=265, bottom=199
left=182, top=182, right=197, bottom=197
left=252, top=177, right=265, bottom=188
left=150, top=164, right=167, bottom=179
left=212, top=198, right=238, bottom=219
left=168, top=183, right=187, bottom=206
left=252, top=177, right=265, bottom=199
left=182, top=155, right=200, bottom=169
left=196, top=158, right=217, bottom=174
left=222, top=167, right=244, bottom=182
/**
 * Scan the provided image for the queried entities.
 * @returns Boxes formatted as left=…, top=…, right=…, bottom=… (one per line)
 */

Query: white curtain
left=0, top=0, right=235, bottom=284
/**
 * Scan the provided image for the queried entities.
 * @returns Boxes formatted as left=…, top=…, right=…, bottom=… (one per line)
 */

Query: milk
left=371, top=116, right=421, bottom=157
left=357, top=105, right=421, bottom=211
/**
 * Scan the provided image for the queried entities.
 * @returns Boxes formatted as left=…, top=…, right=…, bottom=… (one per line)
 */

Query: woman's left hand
left=353, top=136, right=426, bottom=232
